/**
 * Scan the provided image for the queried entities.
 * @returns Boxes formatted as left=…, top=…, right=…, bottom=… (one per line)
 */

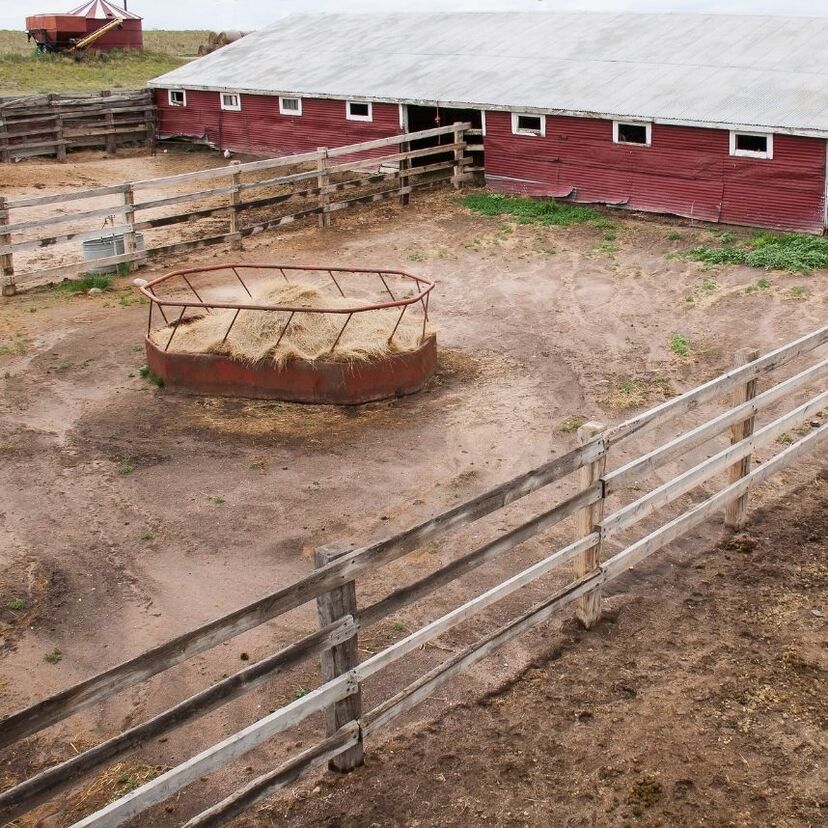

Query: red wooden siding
left=85, top=17, right=142, bottom=49
left=155, top=91, right=401, bottom=158
left=484, top=112, right=827, bottom=233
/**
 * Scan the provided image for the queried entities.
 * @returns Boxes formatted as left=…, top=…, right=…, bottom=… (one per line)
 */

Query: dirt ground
left=0, top=149, right=825, bottom=827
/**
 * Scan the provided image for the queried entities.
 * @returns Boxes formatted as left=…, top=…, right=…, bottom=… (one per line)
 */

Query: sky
left=2, top=0, right=826, bottom=31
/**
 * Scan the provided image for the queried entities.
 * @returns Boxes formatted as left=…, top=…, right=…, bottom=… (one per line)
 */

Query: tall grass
left=685, top=233, right=828, bottom=273
left=461, top=193, right=613, bottom=228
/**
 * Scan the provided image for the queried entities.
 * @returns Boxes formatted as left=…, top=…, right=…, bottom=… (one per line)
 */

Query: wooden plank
left=365, top=571, right=600, bottom=737
left=316, top=147, right=330, bottom=228
left=7, top=182, right=131, bottom=210
left=228, top=160, right=242, bottom=251
left=0, top=224, right=132, bottom=255
left=0, top=196, right=14, bottom=295
left=182, top=723, right=361, bottom=828
left=602, top=424, right=827, bottom=580
left=355, top=532, right=598, bottom=682
left=0, top=438, right=600, bottom=746
left=4, top=123, right=466, bottom=209
left=4, top=202, right=129, bottom=235
left=604, top=357, right=828, bottom=494
left=0, top=617, right=356, bottom=822
left=359, top=481, right=602, bottom=628
left=725, top=348, right=760, bottom=528
left=574, top=422, right=607, bottom=628
left=601, top=389, right=828, bottom=540
left=605, top=326, right=828, bottom=448
left=70, top=674, right=358, bottom=828
left=73, top=531, right=596, bottom=826
left=314, top=545, right=363, bottom=772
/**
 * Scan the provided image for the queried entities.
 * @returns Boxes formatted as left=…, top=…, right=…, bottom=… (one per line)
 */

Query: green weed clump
left=462, top=193, right=613, bottom=228
left=669, top=333, right=690, bottom=357
left=684, top=233, right=828, bottom=273
left=55, top=275, right=112, bottom=294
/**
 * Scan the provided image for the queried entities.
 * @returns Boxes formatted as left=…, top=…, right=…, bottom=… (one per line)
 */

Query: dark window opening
left=348, top=102, right=370, bottom=118
left=735, top=133, right=768, bottom=154
left=282, top=98, right=299, bottom=111
left=169, top=90, right=185, bottom=107
left=617, top=123, right=649, bottom=145
left=516, top=114, right=542, bottom=134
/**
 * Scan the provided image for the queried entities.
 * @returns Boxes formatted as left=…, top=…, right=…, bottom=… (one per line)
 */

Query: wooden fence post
left=452, top=121, right=465, bottom=190
left=144, top=91, right=156, bottom=155
left=122, top=184, right=137, bottom=273
left=398, top=138, right=410, bottom=206
left=0, top=111, right=9, bottom=164
left=725, top=347, right=760, bottom=528
left=574, top=421, right=607, bottom=628
left=101, top=90, right=117, bottom=154
left=317, top=147, right=331, bottom=228
left=0, top=196, right=15, bottom=296
left=229, top=160, right=242, bottom=251
left=55, top=113, right=66, bottom=162
left=314, top=542, right=364, bottom=772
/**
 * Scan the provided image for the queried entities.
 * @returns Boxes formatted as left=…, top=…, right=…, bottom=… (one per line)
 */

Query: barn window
left=279, top=96, right=302, bottom=116
left=730, top=131, right=773, bottom=159
left=511, top=112, right=545, bottom=137
left=614, top=121, right=651, bottom=146
left=346, top=101, right=373, bottom=122
left=168, top=89, right=186, bottom=108
left=220, top=93, right=241, bottom=112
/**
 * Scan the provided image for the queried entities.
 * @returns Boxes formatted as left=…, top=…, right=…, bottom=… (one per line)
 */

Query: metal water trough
left=82, top=233, right=144, bottom=274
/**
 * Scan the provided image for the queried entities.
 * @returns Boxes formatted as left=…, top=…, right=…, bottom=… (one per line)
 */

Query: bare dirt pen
left=0, top=150, right=826, bottom=826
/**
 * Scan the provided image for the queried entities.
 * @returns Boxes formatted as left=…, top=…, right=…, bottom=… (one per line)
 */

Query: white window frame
left=220, top=92, right=241, bottom=112
left=511, top=112, right=545, bottom=138
left=279, top=96, right=302, bottom=116
left=730, top=130, right=773, bottom=160
left=168, top=89, right=186, bottom=108
left=346, top=100, right=373, bottom=122
left=613, top=120, right=652, bottom=147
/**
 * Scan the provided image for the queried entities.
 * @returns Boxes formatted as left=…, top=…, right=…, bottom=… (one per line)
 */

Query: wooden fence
left=0, top=325, right=825, bottom=826
left=0, top=122, right=474, bottom=295
left=0, top=90, right=154, bottom=164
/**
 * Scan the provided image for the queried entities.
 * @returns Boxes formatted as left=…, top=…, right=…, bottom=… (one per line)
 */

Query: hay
left=150, top=282, right=430, bottom=364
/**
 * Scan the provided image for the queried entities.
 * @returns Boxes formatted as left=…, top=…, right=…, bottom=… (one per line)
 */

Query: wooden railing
left=0, top=90, right=154, bottom=163
left=0, top=122, right=473, bottom=295
left=0, top=326, right=825, bottom=826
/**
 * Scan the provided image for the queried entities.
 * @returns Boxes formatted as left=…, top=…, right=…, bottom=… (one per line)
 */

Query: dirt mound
left=150, top=282, right=429, bottom=364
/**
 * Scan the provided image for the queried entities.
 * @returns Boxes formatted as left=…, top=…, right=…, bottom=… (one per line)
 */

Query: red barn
left=148, top=12, right=828, bottom=234
left=26, top=0, right=142, bottom=52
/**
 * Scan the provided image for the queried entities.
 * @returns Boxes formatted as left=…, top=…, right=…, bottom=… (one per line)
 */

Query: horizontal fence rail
left=0, top=90, right=154, bottom=163
left=0, top=122, right=474, bottom=294
left=0, top=326, right=825, bottom=826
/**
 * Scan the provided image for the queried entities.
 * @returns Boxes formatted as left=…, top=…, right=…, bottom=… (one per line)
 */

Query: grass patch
left=668, top=333, right=690, bottom=357
left=117, top=455, right=134, bottom=476
left=140, top=530, right=154, bottom=541
left=560, top=416, right=585, bottom=433
left=787, top=286, right=806, bottom=299
left=44, top=648, right=62, bottom=664
left=54, top=275, right=112, bottom=295
left=462, top=193, right=613, bottom=228
left=745, top=276, right=772, bottom=294
left=608, top=376, right=673, bottom=410
left=0, top=42, right=193, bottom=94
left=667, top=230, right=682, bottom=241
left=684, top=233, right=828, bottom=273
left=210, top=495, right=226, bottom=505
left=138, top=365, right=164, bottom=387
left=7, top=597, right=26, bottom=611
left=406, top=249, right=426, bottom=262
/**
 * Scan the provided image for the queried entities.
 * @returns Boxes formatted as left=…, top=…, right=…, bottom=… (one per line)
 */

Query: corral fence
left=0, top=121, right=476, bottom=295
left=0, top=90, right=154, bottom=164
left=0, top=326, right=825, bottom=826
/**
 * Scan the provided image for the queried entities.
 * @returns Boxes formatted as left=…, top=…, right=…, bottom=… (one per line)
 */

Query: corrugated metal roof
left=67, top=0, right=141, bottom=19
left=148, top=12, right=828, bottom=136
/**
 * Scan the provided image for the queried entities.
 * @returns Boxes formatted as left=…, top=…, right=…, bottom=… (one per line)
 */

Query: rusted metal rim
left=139, top=263, right=435, bottom=315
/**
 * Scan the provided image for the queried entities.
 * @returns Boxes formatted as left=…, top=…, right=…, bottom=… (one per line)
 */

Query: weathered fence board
left=0, top=90, right=153, bottom=162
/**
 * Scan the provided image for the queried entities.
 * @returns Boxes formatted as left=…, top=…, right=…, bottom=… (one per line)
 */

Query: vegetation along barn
left=148, top=12, right=828, bottom=234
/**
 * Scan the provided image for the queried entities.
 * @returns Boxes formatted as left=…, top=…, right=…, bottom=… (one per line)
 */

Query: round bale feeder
left=140, top=264, right=436, bottom=405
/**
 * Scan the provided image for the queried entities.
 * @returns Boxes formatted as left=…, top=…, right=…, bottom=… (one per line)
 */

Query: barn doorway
left=405, top=104, right=483, bottom=173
